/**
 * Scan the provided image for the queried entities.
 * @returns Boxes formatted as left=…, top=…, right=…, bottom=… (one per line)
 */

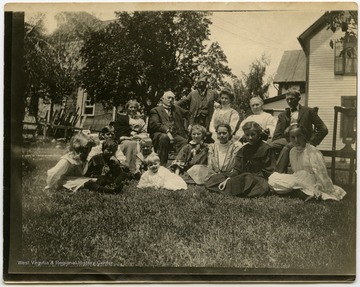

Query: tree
left=52, top=11, right=103, bottom=41
left=232, top=54, right=271, bottom=118
left=197, top=41, right=235, bottom=90
left=79, top=11, right=232, bottom=110
left=24, top=13, right=53, bottom=118
left=326, top=11, right=358, bottom=58
left=24, top=12, right=102, bottom=120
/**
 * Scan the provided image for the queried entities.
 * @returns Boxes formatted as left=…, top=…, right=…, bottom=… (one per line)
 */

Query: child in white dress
left=46, top=134, right=121, bottom=193
left=46, top=133, right=97, bottom=192
left=134, top=137, right=157, bottom=179
left=137, top=154, right=187, bottom=190
left=269, top=124, right=346, bottom=201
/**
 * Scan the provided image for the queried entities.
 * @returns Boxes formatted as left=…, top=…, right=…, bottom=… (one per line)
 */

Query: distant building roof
left=273, top=50, right=306, bottom=84
left=263, top=93, right=286, bottom=104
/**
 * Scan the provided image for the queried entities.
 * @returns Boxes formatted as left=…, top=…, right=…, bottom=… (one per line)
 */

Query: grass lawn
left=20, top=143, right=356, bottom=273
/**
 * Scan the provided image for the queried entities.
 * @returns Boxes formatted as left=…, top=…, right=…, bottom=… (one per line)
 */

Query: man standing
left=148, top=91, right=188, bottom=166
left=177, top=76, right=218, bottom=132
left=270, top=90, right=328, bottom=173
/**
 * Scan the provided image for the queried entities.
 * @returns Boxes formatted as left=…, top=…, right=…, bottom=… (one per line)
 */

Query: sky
left=94, top=9, right=324, bottom=96
left=208, top=10, right=324, bottom=95
left=20, top=3, right=325, bottom=96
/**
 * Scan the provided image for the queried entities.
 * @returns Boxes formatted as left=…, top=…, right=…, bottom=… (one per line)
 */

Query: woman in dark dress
left=218, top=121, right=276, bottom=197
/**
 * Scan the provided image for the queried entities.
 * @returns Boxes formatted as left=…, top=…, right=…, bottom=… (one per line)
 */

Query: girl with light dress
left=134, top=137, right=157, bottom=179
left=137, top=154, right=187, bottom=190
left=114, top=99, right=148, bottom=173
left=269, top=124, right=346, bottom=201
left=45, top=133, right=116, bottom=193
left=204, top=123, right=240, bottom=191
left=209, top=87, right=240, bottom=142
left=169, top=124, right=208, bottom=184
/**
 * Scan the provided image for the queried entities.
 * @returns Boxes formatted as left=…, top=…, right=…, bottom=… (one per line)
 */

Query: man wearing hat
left=270, top=89, right=328, bottom=173
left=177, top=76, right=219, bottom=134
left=148, top=91, right=188, bottom=166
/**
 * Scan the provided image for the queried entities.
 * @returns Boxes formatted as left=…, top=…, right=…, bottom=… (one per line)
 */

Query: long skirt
left=226, top=173, right=269, bottom=197
left=204, top=173, right=228, bottom=192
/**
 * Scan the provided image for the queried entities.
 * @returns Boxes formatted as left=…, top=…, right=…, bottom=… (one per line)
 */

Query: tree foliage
left=24, top=12, right=102, bottom=119
left=326, top=11, right=358, bottom=58
left=197, top=41, right=234, bottom=90
left=24, top=14, right=52, bottom=116
left=79, top=11, right=233, bottom=109
left=232, top=54, right=271, bottom=118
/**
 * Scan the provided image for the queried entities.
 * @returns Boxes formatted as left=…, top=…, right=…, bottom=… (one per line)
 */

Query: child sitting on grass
left=87, top=126, right=127, bottom=165
left=217, top=121, right=276, bottom=197
left=134, top=137, right=157, bottom=179
left=269, top=124, right=346, bottom=201
left=46, top=134, right=120, bottom=194
left=86, top=138, right=133, bottom=193
left=169, top=124, right=208, bottom=184
left=137, top=154, right=187, bottom=190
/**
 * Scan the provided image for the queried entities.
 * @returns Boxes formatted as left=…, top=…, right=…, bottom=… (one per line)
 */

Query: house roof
left=273, top=50, right=306, bottom=83
left=263, top=93, right=286, bottom=104
left=297, top=12, right=335, bottom=55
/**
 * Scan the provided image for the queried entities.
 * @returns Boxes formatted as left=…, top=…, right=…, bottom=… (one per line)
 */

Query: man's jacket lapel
left=297, top=104, right=304, bottom=122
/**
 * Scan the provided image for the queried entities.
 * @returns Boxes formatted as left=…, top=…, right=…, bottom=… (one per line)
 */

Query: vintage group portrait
left=3, top=1, right=357, bottom=284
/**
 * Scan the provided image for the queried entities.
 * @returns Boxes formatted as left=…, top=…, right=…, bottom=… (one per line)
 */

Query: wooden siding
left=81, top=102, right=113, bottom=131
left=75, top=88, right=113, bottom=131
left=307, top=28, right=357, bottom=151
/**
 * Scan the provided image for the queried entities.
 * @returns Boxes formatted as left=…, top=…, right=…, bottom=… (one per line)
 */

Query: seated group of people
left=45, top=81, right=346, bottom=201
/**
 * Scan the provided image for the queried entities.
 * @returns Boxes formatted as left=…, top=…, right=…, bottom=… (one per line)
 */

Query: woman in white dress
left=269, top=124, right=346, bottom=201
left=209, top=87, right=239, bottom=142
left=235, top=96, right=277, bottom=142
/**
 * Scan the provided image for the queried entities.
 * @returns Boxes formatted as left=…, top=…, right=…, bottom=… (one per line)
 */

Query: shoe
left=133, top=172, right=141, bottom=180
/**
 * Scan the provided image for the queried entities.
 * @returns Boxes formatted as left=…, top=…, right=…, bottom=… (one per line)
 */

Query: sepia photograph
left=3, top=1, right=357, bottom=283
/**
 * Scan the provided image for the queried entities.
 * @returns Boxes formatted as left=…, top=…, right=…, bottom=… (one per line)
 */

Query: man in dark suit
left=177, top=76, right=219, bottom=133
left=271, top=90, right=328, bottom=172
left=148, top=91, right=188, bottom=166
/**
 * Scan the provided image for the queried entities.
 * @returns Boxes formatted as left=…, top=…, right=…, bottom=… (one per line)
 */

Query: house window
left=340, top=96, right=357, bottom=139
left=83, top=92, right=95, bottom=116
left=334, top=36, right=357, bottom=75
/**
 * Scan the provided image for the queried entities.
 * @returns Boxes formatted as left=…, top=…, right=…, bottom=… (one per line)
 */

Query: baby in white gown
left=137, top=154, right=187, bottom=190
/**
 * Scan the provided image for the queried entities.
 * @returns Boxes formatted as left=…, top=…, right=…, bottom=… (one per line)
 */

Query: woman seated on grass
left=169, top=124, right=208, bottom=184
left=137, top=154, right=187, bottom=190
left=216, top=121, right=276, bottom=197
left=46, top=133, right=121, bottom=194
left=269, top=124, right=346, bottom=201
left=204, top=123, right=241, bottom=190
